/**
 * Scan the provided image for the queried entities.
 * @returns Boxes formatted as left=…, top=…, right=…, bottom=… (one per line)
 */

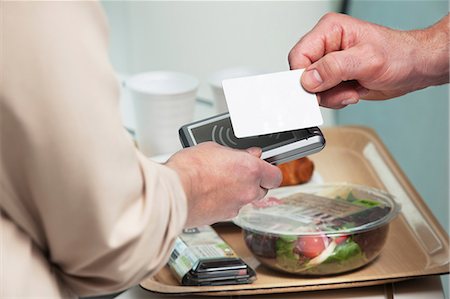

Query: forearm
left=1, top=2, right=187, bottom=296
left=61, top=154, right=187, bottom=295
left=410, top=14, right=449, bottom=88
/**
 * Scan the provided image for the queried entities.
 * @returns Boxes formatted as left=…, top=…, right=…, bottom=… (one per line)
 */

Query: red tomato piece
left=335, top=236, right=348, bottom=244
left=294, top=235, right=327, bottom=258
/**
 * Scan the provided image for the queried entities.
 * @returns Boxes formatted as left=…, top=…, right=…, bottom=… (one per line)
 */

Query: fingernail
left=303, top=69, right=323, bottom=89
left=356, top=86, right=369, bottom=97
left=246, top=147, right=262, bottom=157
left=341, top=98, right=359, bottom=105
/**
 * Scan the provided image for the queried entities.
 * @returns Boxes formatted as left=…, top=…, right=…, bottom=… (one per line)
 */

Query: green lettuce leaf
left=324, top=239, right=362, bottom=263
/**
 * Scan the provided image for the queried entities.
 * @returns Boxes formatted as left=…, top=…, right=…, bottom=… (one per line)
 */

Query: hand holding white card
left=222, top=69, right=323, bottom=138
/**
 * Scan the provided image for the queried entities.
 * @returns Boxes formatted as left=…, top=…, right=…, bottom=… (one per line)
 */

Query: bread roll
left=277, top=157, right=314, bottom=186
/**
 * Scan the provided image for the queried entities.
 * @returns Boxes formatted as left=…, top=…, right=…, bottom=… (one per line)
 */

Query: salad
left=234, top=184, right=399, bottom=275
left=244, top=225, right=389, bottom=275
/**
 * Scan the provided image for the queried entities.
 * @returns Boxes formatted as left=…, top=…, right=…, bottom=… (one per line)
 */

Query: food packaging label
left=234, top=185, right=397, bottom=236
left=168, top=226, right=237, bottom=282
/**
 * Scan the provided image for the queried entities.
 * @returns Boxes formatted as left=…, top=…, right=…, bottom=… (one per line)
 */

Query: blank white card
left=222, top=69, right=323, bottom=138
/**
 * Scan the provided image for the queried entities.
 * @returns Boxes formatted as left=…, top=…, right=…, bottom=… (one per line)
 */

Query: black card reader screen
left=190, top=117, right=299, bottom=150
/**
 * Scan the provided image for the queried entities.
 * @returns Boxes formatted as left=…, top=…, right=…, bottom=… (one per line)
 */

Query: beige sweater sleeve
left=0, top=1, right=187, bottom=296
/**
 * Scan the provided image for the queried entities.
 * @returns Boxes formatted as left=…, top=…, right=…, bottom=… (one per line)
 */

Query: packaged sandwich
left=168, top=226, right=256, bottom=286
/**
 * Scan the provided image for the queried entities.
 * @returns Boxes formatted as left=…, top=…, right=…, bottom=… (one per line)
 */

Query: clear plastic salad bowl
left=233, top=183, right=400, bottom=276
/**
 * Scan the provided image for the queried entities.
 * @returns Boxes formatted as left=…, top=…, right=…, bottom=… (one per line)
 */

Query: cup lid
left=233, top=183, right=400, bottom=237
left=126, top=71, right=199, bottom=95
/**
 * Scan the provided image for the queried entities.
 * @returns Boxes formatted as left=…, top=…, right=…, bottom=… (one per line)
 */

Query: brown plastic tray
left=140, top=126, right=449, bottom=296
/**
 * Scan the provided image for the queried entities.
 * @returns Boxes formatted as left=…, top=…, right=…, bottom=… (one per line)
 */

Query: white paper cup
left=126, top=71, right=199, bottom=156
left=209, top=67, right=268, bottom=113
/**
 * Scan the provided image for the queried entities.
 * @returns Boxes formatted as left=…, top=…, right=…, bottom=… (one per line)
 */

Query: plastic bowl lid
left=233, top=183, right=400, bottom=237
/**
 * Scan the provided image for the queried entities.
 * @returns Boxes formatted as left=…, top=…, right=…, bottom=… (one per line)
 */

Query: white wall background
left=102, top=1, right=340, bottom=124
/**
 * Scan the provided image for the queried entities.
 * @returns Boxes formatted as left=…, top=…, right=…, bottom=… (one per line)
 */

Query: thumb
left=245, top=147, right=262, bottom=158
left=301, top=45, right=378, bottom=93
